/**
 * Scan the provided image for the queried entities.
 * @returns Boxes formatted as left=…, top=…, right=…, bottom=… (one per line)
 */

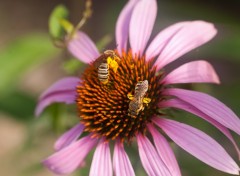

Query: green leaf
left=0, top=33, right=59, bottom=93
left=59, top=18, right=74, bottom=35
left=49, top=4, right=69, bottom=39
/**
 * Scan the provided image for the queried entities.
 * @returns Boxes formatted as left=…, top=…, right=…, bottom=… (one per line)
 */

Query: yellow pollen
left=143, top=97, right=151, bottom=104
left=107, top=57, right=119, bottom=73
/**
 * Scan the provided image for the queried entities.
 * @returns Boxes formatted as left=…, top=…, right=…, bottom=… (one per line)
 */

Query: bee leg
left=139, top=104, right=144, bottom=112
left=143, top=97, right=151, bottom=104
left=127, top=93, right=134, bottom=100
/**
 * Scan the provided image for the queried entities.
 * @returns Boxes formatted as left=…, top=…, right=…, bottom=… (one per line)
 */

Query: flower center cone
left=77, top=50, right=164, bottom=142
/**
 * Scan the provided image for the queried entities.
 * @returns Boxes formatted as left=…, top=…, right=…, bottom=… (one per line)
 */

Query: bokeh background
left=0, top=0, right=239, bottom=175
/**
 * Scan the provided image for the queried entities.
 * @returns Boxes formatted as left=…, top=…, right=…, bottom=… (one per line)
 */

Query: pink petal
left=35, top=77, right=80, bottom=116
left=148, top=124, right=181, bottom=176
left=39, top=77, right=80, bottom=99
left=146, top=21, right=190, bottom=61
left=68, top=31, right=99, bottom=64
left=129, top=0, right=157, bottom=56
left=162, top=60, right=220, bottom=85
left=154, top=118, right=239, bottom=175
left=54, top=124, right=85, bottom=151
left=137, top=134, right=172, bottom=176
left=154, top=21, right=217, bottom=70
left=116, top=0, right=139, bottom=54
left=160, top=99, right=240, bottom=159
left=90, top=140, right=112, bottom=176
left=113, top=140, right=135, bottom=176
left=164, top=88, right=240, bottom=135
left=43, top=135, right=98, bottom=175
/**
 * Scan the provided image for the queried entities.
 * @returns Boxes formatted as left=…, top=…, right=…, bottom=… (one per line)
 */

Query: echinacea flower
left=36, top=0, right=240, bottom=175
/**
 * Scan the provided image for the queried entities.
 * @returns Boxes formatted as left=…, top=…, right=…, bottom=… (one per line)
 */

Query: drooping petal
left=54, top=124, right=84, bottom=151
left=129, top=0, right=157, bottom=56
left=137, top=134, right=171, bottom=176
left=159, top=99, right=240, bottom=159
left=116, top=0, right=139, bottom=54
left=164, top=88, right=240, bottom=135
left=68, top=31, right=100, bottom=64
left=153, top=21, right=217, bottom=70
left=146, top=21, right=190, bottom=61
left=113, top=140, right=135, bottom=176
left=148, top=124, right=181, bottom=176
left=154, top=118, right=239, bottom=175
left=36, top=93, right=75, bottom=117
left=43, top=135, right=98, bottom=175
left=90, top=139, right=112, bottom=176
left=162, top=60, right=220, bottom=85
left=39, top=77, right=80, bottom=99
left=35, top=77, right=80, bottom=116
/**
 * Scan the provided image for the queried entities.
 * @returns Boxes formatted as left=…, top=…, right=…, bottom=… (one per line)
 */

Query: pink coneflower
left=36, top=0, right=240, bottom=175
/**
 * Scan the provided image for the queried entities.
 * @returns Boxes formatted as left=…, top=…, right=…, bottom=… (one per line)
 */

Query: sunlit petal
left=154, top=118, right=239, bottom=175
left=129, top=0, right=157, bottom=56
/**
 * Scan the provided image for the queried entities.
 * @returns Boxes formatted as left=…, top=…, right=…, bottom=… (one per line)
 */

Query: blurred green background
left=0, top=0, right=239, bottom=175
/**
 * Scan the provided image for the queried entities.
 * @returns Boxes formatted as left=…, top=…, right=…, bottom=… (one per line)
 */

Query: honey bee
left=95, top=50, right=120, bottom=84
left=128, top=80, right=151, bottom=117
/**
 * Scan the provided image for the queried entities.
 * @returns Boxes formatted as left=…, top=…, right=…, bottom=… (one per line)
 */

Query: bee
left=98, top=60, right=109, bottom=84
left=95, top=50, right=120, bottom=84
left=128, top=98, right=143, bottom=117
left=134, top=80, right=149, bottom=98
left=127, top=80, right=151, bottom=117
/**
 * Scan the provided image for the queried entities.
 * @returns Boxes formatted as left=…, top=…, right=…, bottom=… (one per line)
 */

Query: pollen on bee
left=107, top=57, right=119, bottom=73
left=127, top=93, right=134, bottom=100
left=143, top=97, right=151, bottom=104
left=102, top=80, right=108, bottom=84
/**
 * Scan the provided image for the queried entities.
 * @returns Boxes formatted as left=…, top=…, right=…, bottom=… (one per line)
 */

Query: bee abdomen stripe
left=98, top=69, right=108, bottom=73
left=98, top=74, right=108, bottom=79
